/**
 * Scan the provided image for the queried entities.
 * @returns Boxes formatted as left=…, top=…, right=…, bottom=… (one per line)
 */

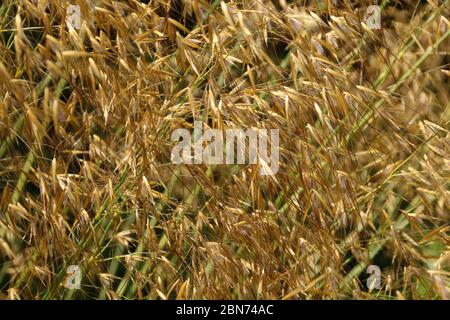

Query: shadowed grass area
left=0, top=0, right=449, bottom=300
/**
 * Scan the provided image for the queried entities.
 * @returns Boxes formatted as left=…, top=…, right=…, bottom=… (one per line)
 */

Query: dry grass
left=0, top=0, right=449, bottom=299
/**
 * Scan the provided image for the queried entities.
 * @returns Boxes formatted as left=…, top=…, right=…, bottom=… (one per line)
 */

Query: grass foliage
left=0, top=0, right=449, bottom=299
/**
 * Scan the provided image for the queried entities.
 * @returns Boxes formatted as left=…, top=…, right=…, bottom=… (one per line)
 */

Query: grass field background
left=0, top=0, right=449, bottom=299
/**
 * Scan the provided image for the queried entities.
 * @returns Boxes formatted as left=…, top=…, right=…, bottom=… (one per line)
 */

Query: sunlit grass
left=0, top=0, right=449, bottom=300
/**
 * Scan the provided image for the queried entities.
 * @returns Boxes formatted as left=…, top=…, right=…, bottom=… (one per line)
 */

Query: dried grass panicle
left=0, top=0, right=448, bottom=299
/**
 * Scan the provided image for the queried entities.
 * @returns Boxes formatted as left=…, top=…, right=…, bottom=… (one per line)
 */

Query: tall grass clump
left=0, top=0, right=449, bottom=299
